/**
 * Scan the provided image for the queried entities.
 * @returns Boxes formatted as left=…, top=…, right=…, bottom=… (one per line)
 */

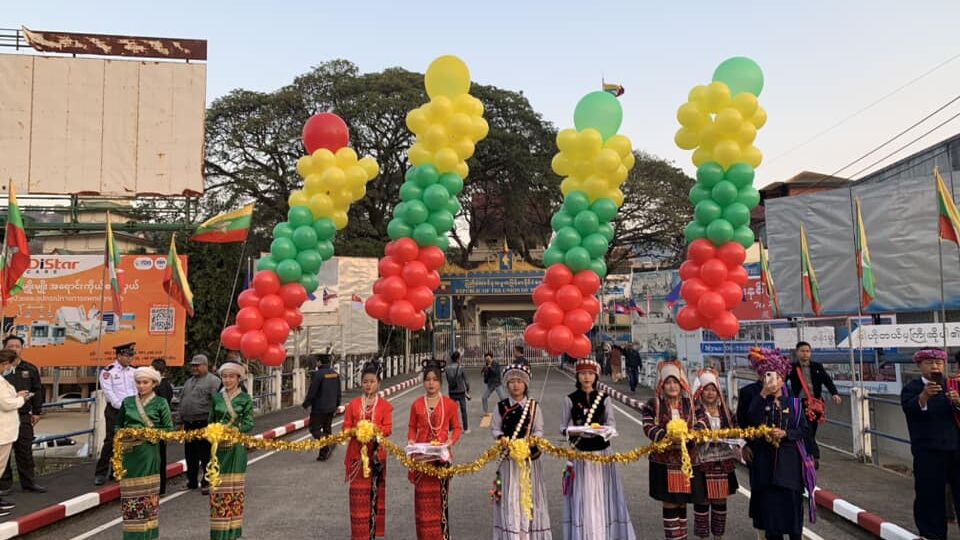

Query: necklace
left=509, top=399, right=533, bottom=440
left=423, top=395, right=444, bottom=442
left=583, top=390, right=604, bottom=426
left=362, top=395, right=378, bottom=421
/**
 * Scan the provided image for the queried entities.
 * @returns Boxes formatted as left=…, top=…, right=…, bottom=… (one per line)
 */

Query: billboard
left=1, top=255, right=188, bottom=367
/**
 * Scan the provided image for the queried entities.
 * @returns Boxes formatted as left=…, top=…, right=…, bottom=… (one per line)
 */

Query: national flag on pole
left=854, top=198, right=876, bottom=309
left=614, top=303, right=627, bottom=314
left=351, top=294, right=363, bottom=310
left=322, top=288, right=338, bottom=306
left=105, top=212, right=124, bottom=314
left=0, top=182, right=29, bottom=304
left=758, top=239, right=780, bottom=317
left=162, top=235, right=194, bottom=317
left=664, top=282, right=681, bottom=311
left=628, top=298, right=645, bottom=315
left=936, top=168, right=960, bottom=244
left=190, top=204, right=254, bottom=244
left=602, top=79, right=625, bottom=97
left=800, top=223, right=822, bottom=316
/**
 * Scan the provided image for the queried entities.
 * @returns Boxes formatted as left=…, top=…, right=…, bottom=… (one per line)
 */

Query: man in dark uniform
left=95, top=343, right=137, bottom=485
left=512, top=345, right=529, bottom=367
left=303, top=353, right=342, bottom=461
left=0, top=336, right=45, bottom=494
left=624, top=343, right=641, bottom=393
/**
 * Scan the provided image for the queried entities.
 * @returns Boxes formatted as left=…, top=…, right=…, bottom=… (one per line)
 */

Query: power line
left=849, top=109, right=960, bottom=179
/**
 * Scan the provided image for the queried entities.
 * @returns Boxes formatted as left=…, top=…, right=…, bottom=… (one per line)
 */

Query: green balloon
left=413, top=164, right=439, bottom=188
left=413, top=223, right=438, bottom=246
left=564, top=192, right=590, bottom=216
left=296, top=249, right=323, bottom=274
left=573, top=91, right=623, bottom=141
left=434, top=234, right=450, bottom=251
left=273, top=222, right=294, bottom=239
left=299, top=273, right=319, bottom=294
left=582, top=233, right=609, bottom=259
left=446, top=198, right=461, bottom=216
left=555, top=226, right=582, bottom=251
left=684, top=222, right=707, bottom=243
left=736, top=186, right=761, bottom=209
left=689, top=184, right=712, bottom=205
left=316, top=240, right=335, bottom=261
left=722, top=202, right=751, bottom=228
left=312, top=218, right=337, bottom=241
left=597, top=222, right=615, bottom=242
left=712, top=180, right=739, bottom=207
left=271, top=237, right=297, bottom=261
left=288, top=206, right=314, bottom=228
left=734, top=226, right=755, bottom=248
left=706, top=219, right=735, bottom=245
left=564, top=247, right=592, bottom=272
left=551, top=212, right=574, bottom=231
left=256, top=256, right=278, bottom=273
left=403, top=200, right=429, bottom=225
left=697, top=162, right=725, bottom=188
left=423, top=184, right=451, bottom=211
left=438, top=173, right=464, bottom=197
left=713, top=56, right=764, bottom=97
left=292, top=225, right=318, bottom=250
left=428, top=209, right=455, bottom=233
left=393, top=202, right=407, bottom=219
left=574, top=210, right=600, bottom=236
left=590, top=199, right=618, bottom=222
left=399, top=182, right=423, bottom=202
left=543, top=247, right=565, bottom=267
left=589, top=258, right=608, bottom=279
left=695, top=200, right=723, bottom=226
left=726, top=163, right=755, bottom=188
left=387, top=218, right=412, bottom=240
left=276, top=259, right=303, bottom=284
left=404, top=166, right=418, bottom=184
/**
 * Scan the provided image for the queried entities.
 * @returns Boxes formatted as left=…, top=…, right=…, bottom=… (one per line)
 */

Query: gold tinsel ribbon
left=507, top=439, right=533, bottom=521
left=355, top=420, right=377, bottom=478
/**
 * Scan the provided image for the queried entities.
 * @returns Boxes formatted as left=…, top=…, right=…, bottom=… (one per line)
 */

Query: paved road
left=35, top=367, right=871, bottom=539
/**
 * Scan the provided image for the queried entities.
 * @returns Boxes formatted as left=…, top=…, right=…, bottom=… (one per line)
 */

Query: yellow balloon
left=335, top=147, right=358, bottom=167
left=448, top=113, right=473, bottom=138
left=574, top=158, right=593, bottom=179
left=612, top=189, right=625, bottom=208
left=305, top=174, right=324, bottom=194
left=700, top=125, right=722, bottom=148
left=435, top=148, right=459, bottom=172
left=751, top=107, right=768, bottom=129
left=737, top=122, right=758, bottom=145
left=704, top=82, right=732, bottom=113
left=409, top=143, right=431, bottom=166
left=742, top=145, right=763, bottom=168
left=622, top=152, right=636, bottom=171
left=472, top=117, right=489, bottom=141
left=677, top=102, right=708, bottom=129
left=557, top=129, right=578, bottom=152
left=351, top=184, right=366, bottom=202
left=692, top=147, right=713, bottom=167
left=594, top=149, right=621, bottom=174
left=423, top=124, right=449, bottom=151
left=358, top=157, right=380, bottom=180
left=332, top=188, right=353, bottom=208
left=455, top=161, right=469, bottom=179
left=296, top=156, right=313, bottom=178
left=688, top=85, right=707, bottom=105
left=577, top=129, right=603, bottom=157
left=584, top=176, right=607, bottom=201
left=311, top=149, right=336, bottom=171
left=321, top=167, right=347, bottom=190
left=560, top=177, right=576, bottom=197
left=309, top=193, right=334, bottom=218
left=453, top=138, right=475, bottom=160
left=406, top=108, right=429, bottom=134
left=289, top=190, right=309, bottom=209
left=331, top=210, right=349, bottom=230
left=674, top=127, right=701, bottom=150
left=713, top=139, right=742, bottom=168
left=428, top=96, right=454, bottom=122
left=453, top=94, right=477, bottom=114
left=552, top=153, right=573, bottom=177
left=612, top=165, right=629, bottom=185
left=424, top=55, right=471, bottom=99
left=715, top=108, right=744, bottom=134
left=604, top=134, right=633, bottom=158
left=732, top=93, right=759, bottom=119
left=346, top=166, right=366, bottom=189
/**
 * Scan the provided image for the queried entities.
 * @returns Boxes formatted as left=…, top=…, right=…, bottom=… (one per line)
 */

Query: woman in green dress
left=118, top=366, right=173, bottom=540
left=209, top=361, right=254, bottom=540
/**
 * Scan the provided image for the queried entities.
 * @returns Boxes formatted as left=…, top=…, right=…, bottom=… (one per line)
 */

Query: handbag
left=797, top=368, right=826, bottom=425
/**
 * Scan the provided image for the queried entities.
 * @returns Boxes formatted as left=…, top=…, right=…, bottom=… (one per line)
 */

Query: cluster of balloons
left=674, top=57, right=767, bottom=170
left=542, top=192, right=617, bottom=278
left=552, top=128, right=635, bottom=207
left=406, top=56, right=490, bottom=180
left=684, top=162, right=760, bottom=247
left=387, top=164, right=463, bottom=250
left=676, top=240, right=748, bottom=339
left=524, top=266, right=601, bottom=358
left=221, top=113, right=380, bottom=366
left=364, top=238, right=444, bottom=330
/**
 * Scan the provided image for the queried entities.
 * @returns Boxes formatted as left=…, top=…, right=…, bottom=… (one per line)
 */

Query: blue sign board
left=441, top=272, right=544, bottom=296
left=701, top=341, right=775, bottom=354
left=434, top=295, right=453, bottom=320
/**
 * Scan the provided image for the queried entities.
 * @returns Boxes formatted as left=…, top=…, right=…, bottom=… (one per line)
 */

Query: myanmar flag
left=936, top=169, right=960, bottom=244
left=0, top=182, right=29, bottom=304
left=191, top=204, right=254, bottom=243
left=854, top=198, right=876, bottom=309
left=800, top=223, right=822, bottom=316
left=758, top=240, right=780, bottom=317
left=105, top=212, right=124, bottom=314
left=163, top=235, right=194, bottom=317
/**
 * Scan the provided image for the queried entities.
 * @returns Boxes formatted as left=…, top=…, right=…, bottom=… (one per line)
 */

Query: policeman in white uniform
left=94, top=342, right=137, bottom=485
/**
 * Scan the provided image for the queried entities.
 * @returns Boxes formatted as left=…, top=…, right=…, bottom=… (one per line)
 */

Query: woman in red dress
left=343, top=362, right=394, bottom=539
left=407, top=359, right=463, bottom=540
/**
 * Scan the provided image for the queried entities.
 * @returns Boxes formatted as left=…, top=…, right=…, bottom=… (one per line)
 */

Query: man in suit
left=901, top=348, right=960, bottom=539
left=788, top=341, right=842, bottom=467
left=303, top=353, right=342, bottom=461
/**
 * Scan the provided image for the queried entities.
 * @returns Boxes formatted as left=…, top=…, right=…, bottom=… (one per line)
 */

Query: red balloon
left=236, top=307, right=265, bottom=332
left=220, top=325, right=243, bottom=350
left=728, top=265, right=749, bottom=287
left=423, top=271, right=441, bottom=291
left=679, top=261, right=701, bottom=281
left=263, top=317, right=291, bottom=344
left=240, top=330, right=269, bottom=359
left=364, top=294, right=390, bottom=320
left=534, top=302, right=565, bottom=327
left=379, top=256, right=403, bottom=277
left=700, top=259, right=729, bottom=287
left=418, top=246, right=446, bottom=271
left=546, top=347, right=562, bottom=357
left=260, top=344, right=287, bottom=367
left=392, top=238, right=420, bottom=262
left=532, top=284, right=556, bottom=306
left=569, top=334, right=592, bottom=359
left=710, top=311, right=740, bottom=339
left=279, top=283, right=308, bottom=309
left=237, top=289, right=261, bottom=309
left=373, top=278, right=385, bottom=295
left=407, top=311, right=427, bottom=331
left=717, top=281, right=744, bottom=309
left=547, top=325, right=575, bottom=352
left=524, top=323, right=549, bottom=348
left=544, top=265, right=574, bottom=288
left=680, top=278, right=710, bottom=305
left=572, top=271, right=601, bottom=296
left=688, top=239, right=716, bottom=265
left=564, top=309, right=594, bottom=335
left=555, top=284, right=584, bottom=311
left=252, top=271, right=281, bottom=296
left=381, top=276, right=408, bottom=301
left=406, top=286, right=435, bottom=311
left=717, top=242, right=747, bottom=268
left=259, top=294, right=286, bottom=319
left=676, top=306, right=704, bottom=331
left=581, top=296, right=601, bottom=317
left=283, top=308, right=304, bottom=329
left=388, top=300, right=416, bottom=327
left=302, top=112, right=349, bottom=153
left=402, top=261, right=429, bottom=288
left=698, top=291, right=726, bottom=319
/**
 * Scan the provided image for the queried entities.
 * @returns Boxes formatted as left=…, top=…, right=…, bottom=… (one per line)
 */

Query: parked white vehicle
left=53, top=393, right=85, bottom=410
left=32, top=434, right=86, bottom=459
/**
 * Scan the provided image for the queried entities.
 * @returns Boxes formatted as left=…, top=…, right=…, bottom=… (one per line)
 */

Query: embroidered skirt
left=412, top=467, right=451, bottom=540
left=120, top=443, right=161, bottom=540
left=348, top=459, right=387, bottom=539
left=210, top=444, right=247, bottom=540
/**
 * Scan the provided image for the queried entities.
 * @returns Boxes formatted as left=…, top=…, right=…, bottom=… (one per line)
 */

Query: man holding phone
left=901, top=348, right=960, bottom=539
left=0, top=336, right=45, bottom=494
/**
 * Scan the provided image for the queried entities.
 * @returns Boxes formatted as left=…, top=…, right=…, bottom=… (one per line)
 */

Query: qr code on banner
left=150, top=306, right=175, bottom=335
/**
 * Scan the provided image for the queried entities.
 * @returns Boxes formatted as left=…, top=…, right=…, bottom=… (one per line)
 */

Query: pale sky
left=8, top=1, right=960, bottom=186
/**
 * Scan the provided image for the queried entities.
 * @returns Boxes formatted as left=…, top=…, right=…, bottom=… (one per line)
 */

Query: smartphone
left=930, top=372, right=946, bottom=387
left=764, top=372, right=777, bottom=386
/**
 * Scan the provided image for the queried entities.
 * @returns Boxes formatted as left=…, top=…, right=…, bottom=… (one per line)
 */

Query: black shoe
left=0, top=510, right=9, bottom=518
left=22, top=484, right=46, bottom=493
left=94, top=475, right=106, bottom=486
left=0, top=488, right=11, bottom=497
left=0, top=499, right=15, bottom=511
left=814, top=459, right=820, bottom=470
left=200, top=485, right=209, bottom=495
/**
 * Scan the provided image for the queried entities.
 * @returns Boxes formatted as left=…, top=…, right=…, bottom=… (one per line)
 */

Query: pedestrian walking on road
left=481, top=352, right=506, bottom=415
left=445, top=351, right=471, bottom=433
left=303, top=353, right=343, bottom=461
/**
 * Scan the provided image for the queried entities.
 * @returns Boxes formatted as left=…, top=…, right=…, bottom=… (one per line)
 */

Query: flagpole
left=849, top=192, right=866, bottom=390
left=937, top=171, right=950, bottom=352
left=946, top=157, right=960, bottom=372
left=94, top=212, right=112, bottom=393
left=798, top=223, right=805, bottom=345
left=214, top=238, right=249, bottom=364
left=162, top=235, right=176, bottom=362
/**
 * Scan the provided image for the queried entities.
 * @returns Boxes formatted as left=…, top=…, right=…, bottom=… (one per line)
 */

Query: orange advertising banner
left=2, top=255, right=188, bottom=367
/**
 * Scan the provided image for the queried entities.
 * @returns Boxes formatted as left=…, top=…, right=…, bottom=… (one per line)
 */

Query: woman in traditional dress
left=407, top=359, right=463, bottom=540
left=561, top=358, right=636, bottom=540
left=691, top=368, right=739, bottom=540
left=117, top=366, right=172, bottom=540
left=642, top=360, right=704, bottom=540
left=344, top=362, right=394, bottom=539
left=491, top=363, right=551, bottom=539
left=208, top=361, right=254, bottom=540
